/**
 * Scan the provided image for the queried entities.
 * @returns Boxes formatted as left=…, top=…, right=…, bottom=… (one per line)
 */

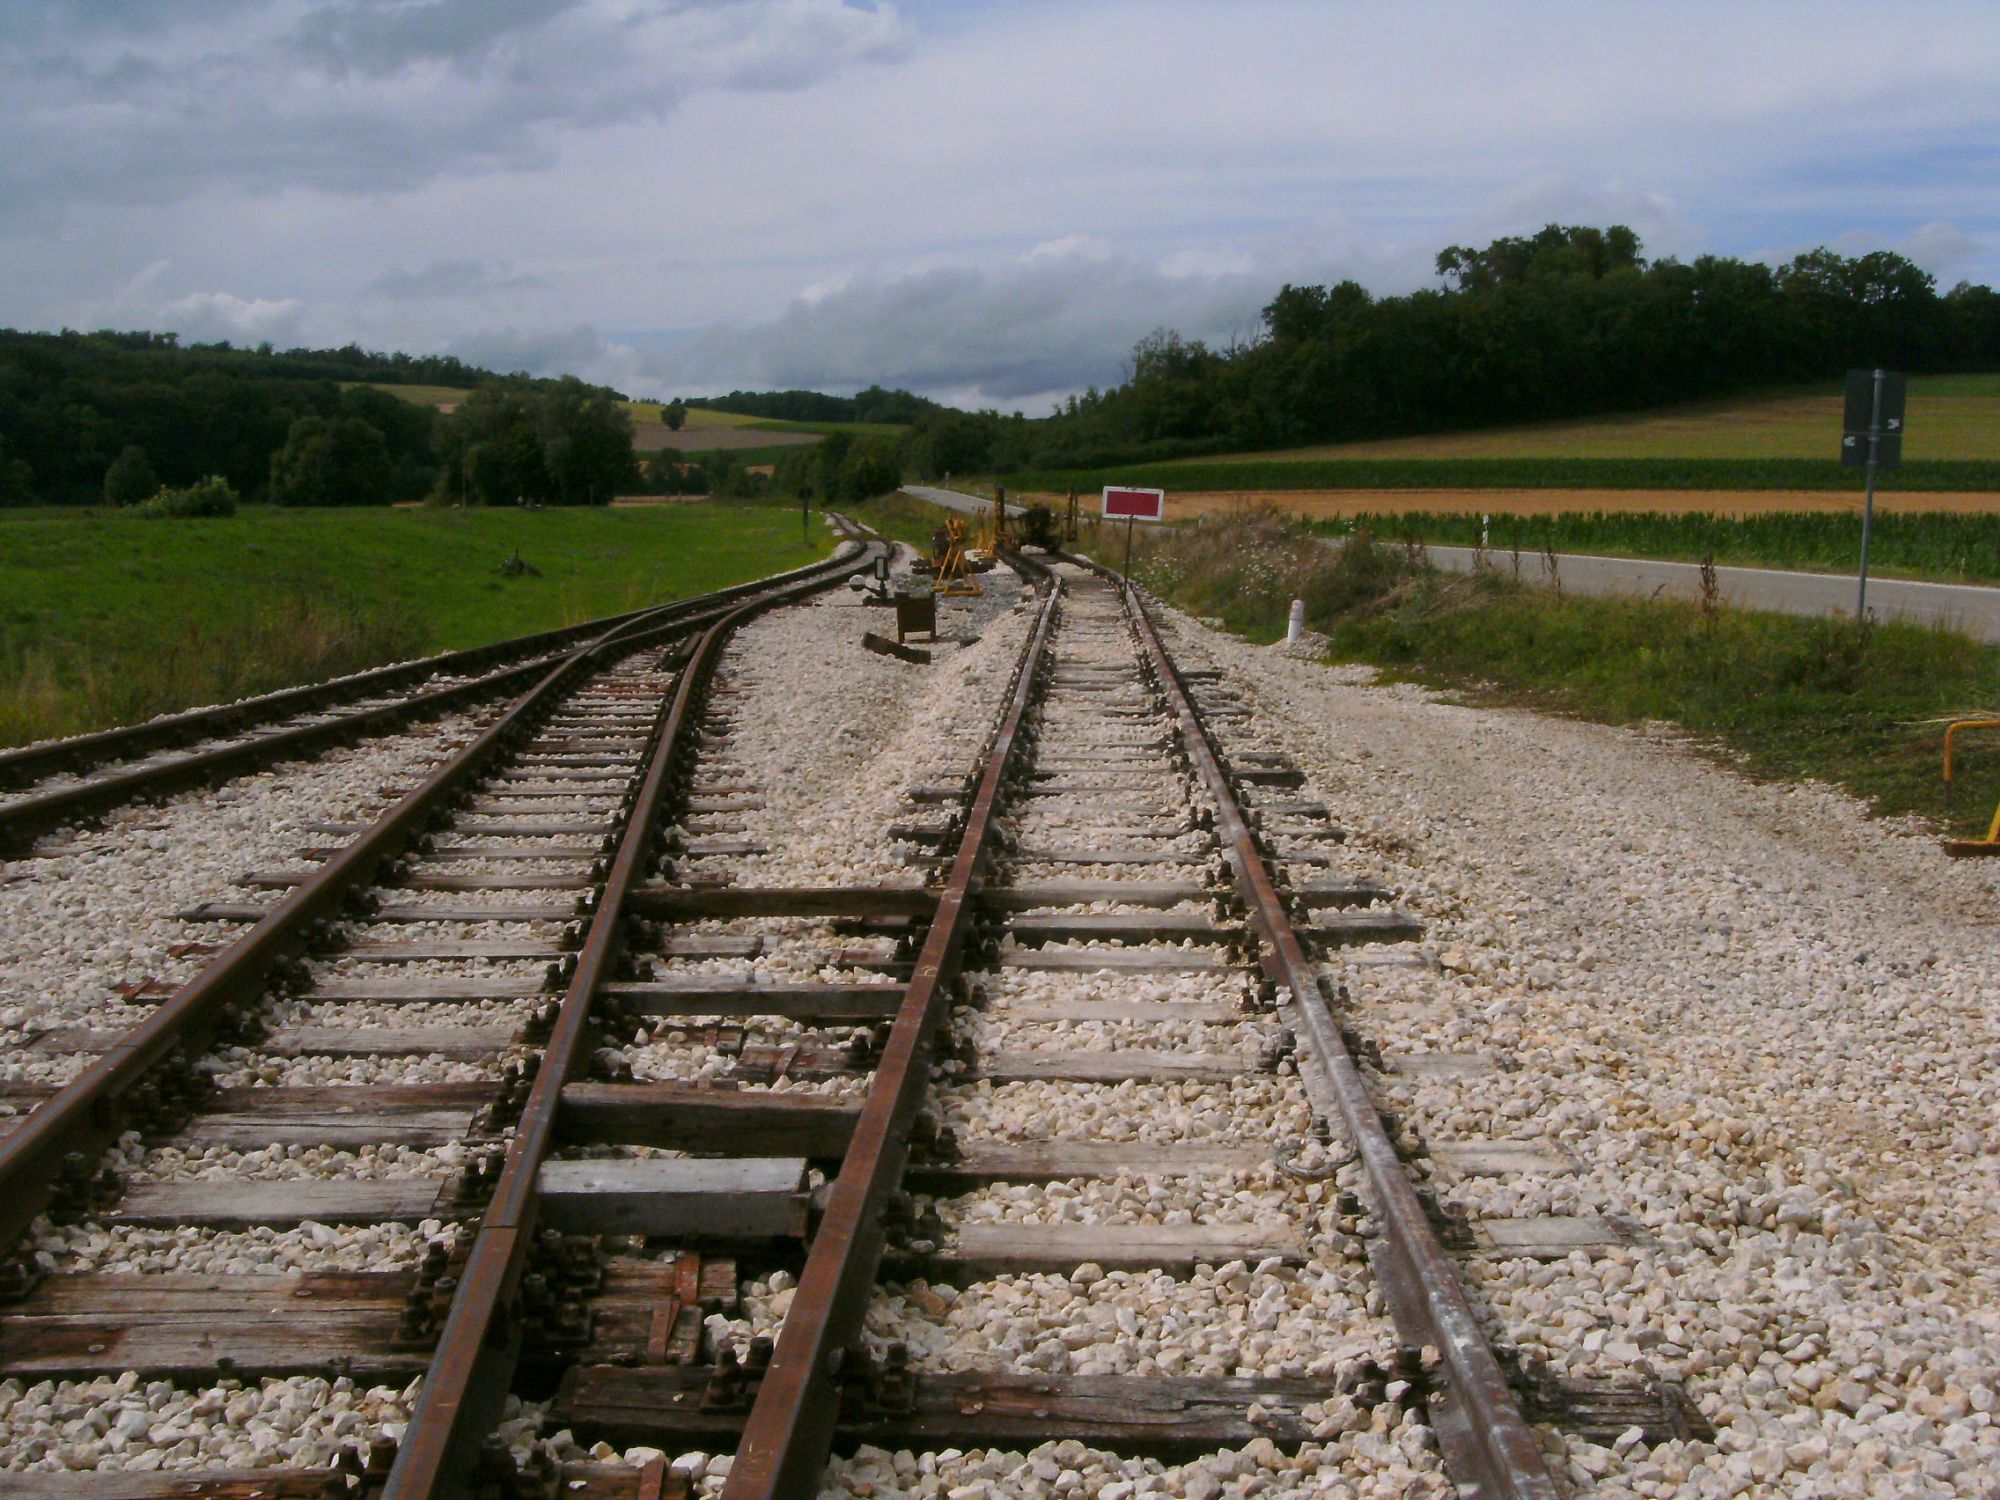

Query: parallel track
left=0, top=543, right=1633, bottom=1499
left=0, top=542, right=873, bottom=1260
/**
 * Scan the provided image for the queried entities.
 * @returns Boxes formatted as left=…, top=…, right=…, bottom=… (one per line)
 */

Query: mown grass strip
left=1009, top=457, right=2000, bottom=494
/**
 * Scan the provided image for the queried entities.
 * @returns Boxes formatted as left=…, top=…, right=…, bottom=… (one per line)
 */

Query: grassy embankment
left=0, top=504, right=833, bottom=749
left=1051, top=506, right=2000, bottom=843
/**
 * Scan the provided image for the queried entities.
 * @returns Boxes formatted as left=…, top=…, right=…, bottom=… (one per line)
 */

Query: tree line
left=0, top=330, right=639, bottom=507
left=895, top=225, right=2000, bottom=477
left=8, top=226, right=1995, bottom=509
left=688, top=385, right=940, bottom=426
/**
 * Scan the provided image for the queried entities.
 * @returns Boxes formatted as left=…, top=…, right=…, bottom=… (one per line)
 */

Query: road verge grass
left=1075, top=510, right=2000, bottom=841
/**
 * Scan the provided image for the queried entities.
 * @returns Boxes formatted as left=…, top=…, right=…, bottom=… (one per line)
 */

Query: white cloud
left=0, top=1, right=908, bottom=217
left=4, top=0, right=1999, bottom=403
left=157, top=290, right=307, bottom=346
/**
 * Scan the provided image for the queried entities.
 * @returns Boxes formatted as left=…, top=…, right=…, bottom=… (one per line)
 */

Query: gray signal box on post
left=1842, top=368, right=1906, bottom=469
left=1842, top=367, right=1908, bottom=620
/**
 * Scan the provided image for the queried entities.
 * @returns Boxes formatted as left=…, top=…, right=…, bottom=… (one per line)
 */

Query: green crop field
left=1313, top=509, right=2000, bottom=585
left=1173, top=375, right=2000, bottom=465
left=0, top=503, right=835, bottom=748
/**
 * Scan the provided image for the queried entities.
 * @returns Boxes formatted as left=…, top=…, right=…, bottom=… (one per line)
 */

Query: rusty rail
left=0, top=548, right=863, bottom=850
left=380, top=545, right=889, bottom=1498
left=1107, top=563, right=1561, bottom=1500
left=0, top=545, right=873, bottom=1264
left=0, top=602, right=673, bottom=793
left=718, top=561, right=1063, bottom=1500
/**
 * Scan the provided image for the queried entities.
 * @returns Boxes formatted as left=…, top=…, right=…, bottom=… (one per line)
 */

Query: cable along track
left=0, top=545, right=1569, bottom=1499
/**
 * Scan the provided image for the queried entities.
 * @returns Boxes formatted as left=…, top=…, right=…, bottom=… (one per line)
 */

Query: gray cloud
left=0, top=1, right=907, bottom=216
left=666, top=249, right=1285, bottom=408
left=7, top=1, right=2000, bottom=412
left=365, top=258, right=548, bottom=301
left=452, top=322, right=619, bottom=380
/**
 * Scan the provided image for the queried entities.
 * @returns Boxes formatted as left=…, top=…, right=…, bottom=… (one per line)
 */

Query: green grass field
left=0, top=504, right=835, bottom=748
left=1173, top=375, right=2000, bottom=464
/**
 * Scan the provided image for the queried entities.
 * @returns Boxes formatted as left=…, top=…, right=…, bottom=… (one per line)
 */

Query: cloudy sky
left=4, top=0, right=1998, bottom=411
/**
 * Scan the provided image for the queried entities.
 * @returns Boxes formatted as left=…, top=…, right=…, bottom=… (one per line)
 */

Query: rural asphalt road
left=903, top=484, right=1023, bottom=518
left=899, top=485, right=2000, bottom=643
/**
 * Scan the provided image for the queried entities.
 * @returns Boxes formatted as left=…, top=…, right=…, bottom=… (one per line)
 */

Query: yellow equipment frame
left=1942, top=718, right=2000, bottom=855
left=935, top=515, right=982, bottom=597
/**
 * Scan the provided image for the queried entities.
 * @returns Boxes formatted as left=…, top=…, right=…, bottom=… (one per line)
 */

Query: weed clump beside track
left=1091, top=508, right=2000, bottom=839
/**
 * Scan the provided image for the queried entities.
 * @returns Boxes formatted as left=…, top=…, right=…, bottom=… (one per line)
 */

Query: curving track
left=0, top=564, right=866, bottom=854
left=0, top=541, right=1691, bottom=1498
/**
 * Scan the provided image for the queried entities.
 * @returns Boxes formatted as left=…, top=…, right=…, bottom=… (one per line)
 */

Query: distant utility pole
left=1841, top=368, right=1907, bottom=622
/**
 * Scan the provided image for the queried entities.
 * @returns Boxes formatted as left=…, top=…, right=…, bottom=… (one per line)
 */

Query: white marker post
left=1101, top=486, right=1166, bottom=580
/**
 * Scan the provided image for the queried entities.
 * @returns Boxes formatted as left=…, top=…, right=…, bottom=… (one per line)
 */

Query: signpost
left=1102, top=485, right=1166, bottom=579
left=1841, top=368, right=1907, bottom=621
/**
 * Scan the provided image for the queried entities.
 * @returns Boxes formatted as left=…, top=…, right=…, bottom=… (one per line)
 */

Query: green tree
left=269, top=415, right=396, bottom=506
left=0, top=435, right=32, bottom=507
left=103, top=444, right=157, bottom=507
left=833, top=438, right=901, bottom=502
left=534, top=378, right=636, bottom=504
left=662, top=399, right=687, bottom=431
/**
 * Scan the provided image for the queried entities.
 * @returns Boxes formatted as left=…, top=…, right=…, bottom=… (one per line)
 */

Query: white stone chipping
left=11, top=554, right=2000, bottom=1495
left=1155, top=598, right=2000, bottom=1498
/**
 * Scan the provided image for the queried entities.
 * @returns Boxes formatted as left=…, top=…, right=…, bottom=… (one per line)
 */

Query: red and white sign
left=1102, top=485, right=1166, bottom=522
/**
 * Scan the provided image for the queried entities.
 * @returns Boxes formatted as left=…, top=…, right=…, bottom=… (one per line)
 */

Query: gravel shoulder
left=1172, top=607, right=2000, bottom=1497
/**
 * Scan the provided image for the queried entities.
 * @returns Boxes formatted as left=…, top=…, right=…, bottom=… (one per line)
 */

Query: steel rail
left=0, top=545, right=872, bottom=1262
left=0, top=548, right=862, bottom=851
left=719, top=561, right=1064, bottom=1500
left=380, top=543, right=884, bottom=1499
left=0, top=602, right=675, bottom=793
left=1106, top=564, right=1561, bottom=1500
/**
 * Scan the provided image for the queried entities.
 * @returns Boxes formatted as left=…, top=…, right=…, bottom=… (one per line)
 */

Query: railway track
left=0, top=558, right=866, bottom=853
left=0, top=543, right=1704, bottom=1497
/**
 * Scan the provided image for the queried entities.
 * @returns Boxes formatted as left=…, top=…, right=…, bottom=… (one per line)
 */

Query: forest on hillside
left=0, top=331, right=634, bottom=506
left=6, top=227, right=1997, bottom=506
left=898, top=226, right=2000, bottom=477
